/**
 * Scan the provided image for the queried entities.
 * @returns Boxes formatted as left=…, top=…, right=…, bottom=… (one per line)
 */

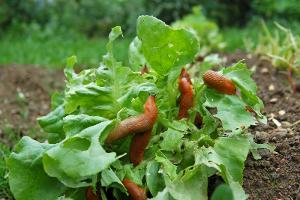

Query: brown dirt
left=0, top=54, right=300, bottom=199
left=0, top=65, right=64, bottom=147
left=225, top=51, right=300, bottom=200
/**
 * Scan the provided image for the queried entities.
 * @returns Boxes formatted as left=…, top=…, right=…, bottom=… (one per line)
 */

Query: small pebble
left=261, top=67, right=269, bottom=74
left=278, top=110, right=286, bottom=116
left=269, top=97, right=278, bottom=103
left=269, top=84, right=275, bottom=91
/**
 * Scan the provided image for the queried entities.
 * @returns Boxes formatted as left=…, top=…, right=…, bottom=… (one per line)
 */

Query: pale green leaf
left=8, top=137, right=65, bottom=200
left=166, top=166, right=208, bottom=200
left=137, top=15, right=199, bottom=75
left=43, top=121, right=116, bottom=187
left=37, top=105, right=65, bottom=143
left=146, top=161, right=165, bottom=196
left=159, top=129, right=184, bottom=152
left=128, top=37, right=146, bottom=71
left=211, top=184, right=233, bottom=200
left=204, top=89, right=256, bottom=131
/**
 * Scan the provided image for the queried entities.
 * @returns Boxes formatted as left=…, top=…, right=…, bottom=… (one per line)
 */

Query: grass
left=222, top=20, right=300, bottom=53
left=0, top=33, right=132, bottom=68
left=0, top=143, right=13, bottom=199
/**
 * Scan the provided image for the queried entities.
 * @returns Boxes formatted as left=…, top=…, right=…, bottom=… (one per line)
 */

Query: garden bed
left=0, top=52, right=299, bottom=199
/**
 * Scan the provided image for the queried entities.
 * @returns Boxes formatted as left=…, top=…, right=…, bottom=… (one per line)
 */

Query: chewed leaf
left=43, top=121, right=117, bottom=187
left=248, top=135, right=275, bottom=160
left=223, top=61, right=265, bottom=121
left=7, top=137, right=65, bottom=200
left=137, top=15, right=199, bottom=75
left=204, top=88, right=256, bottom=131
left=159, top=128, right=184, bottom=152
left=194, top=134, right=250, bottom=200
left=165, top=166, right=208, bottom=200
left=223, top=62, right=256, bottom=93
left=146, top=161, right=165, bottom=196
left=155, top=152, right=177, bottom=180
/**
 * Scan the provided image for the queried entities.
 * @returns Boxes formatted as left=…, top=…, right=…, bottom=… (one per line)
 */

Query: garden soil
left=225, top=52, right=300, bottom=200
left=0, top=65, right=64, bottom=146
left=0, top=53, right=299, bottom=199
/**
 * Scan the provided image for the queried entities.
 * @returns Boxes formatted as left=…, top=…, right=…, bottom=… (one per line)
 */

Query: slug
left=130, top=128, right=153, bottom=165
left=203, top=70, right=236, bottom=95
left=178, top=68, right=194, bottom=119
left=122, top=179, right=147, bottom=200
left=86, top=187, right=100, bottom=200
left=105, top=96, right=158, bottom=144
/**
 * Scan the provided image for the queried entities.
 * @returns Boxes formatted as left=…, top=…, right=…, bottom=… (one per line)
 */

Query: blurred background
left=1, top=0, right=300, bottom=67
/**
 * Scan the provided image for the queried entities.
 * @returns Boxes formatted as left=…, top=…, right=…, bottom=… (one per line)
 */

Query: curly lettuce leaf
left=38, top=105, right=65, bottom=143
left=64, top=27, right=157, bottom=118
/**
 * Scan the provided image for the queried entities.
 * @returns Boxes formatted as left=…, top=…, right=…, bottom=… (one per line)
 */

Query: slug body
left=122, top=179, right=147, bottom=200
left=178, top=68, right=194, bottom=119
left=140, top=65, right=149, bottom=75
left=105, top=96, right=158, bottom=144
left=130, top=128, right=152, bottom=165
left=203, top=70, right=236, bottom=95
left=129, top=96, right=158, bottom=165
left=86, top=187, right=100, bottom=200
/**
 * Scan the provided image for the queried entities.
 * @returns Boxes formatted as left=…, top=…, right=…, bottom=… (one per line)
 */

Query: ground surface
left=0, top=53, right=299, bottom=199
left=0, top=65, right=64, bottom=147
left=225, top=52, right=300, bottom=200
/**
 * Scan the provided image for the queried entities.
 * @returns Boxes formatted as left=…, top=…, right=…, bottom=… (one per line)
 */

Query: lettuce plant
left=7, top=16, right=272, bottom=200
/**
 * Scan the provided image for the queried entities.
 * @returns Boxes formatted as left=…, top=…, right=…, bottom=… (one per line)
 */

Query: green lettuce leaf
left=128, top=37, right=146, bottom=71
left=165, top=166, right=208, bottom=200
left=211, top=184, right=234, bottom=200
left=137, top=15, right=199, bottom=75
left=204, top=88, right=256, bottom=131
left=38, top=105, right=65, bottom=144
left=194, top=134, right=250, bottom=199
left=43, top=121, right=116, bottom=187
left=223, top=62, right=266, bottom=122
left=63, top=114, right=107, bottom=137
left=151, top=166, right=208, bottom=200
left=146, top=161, right=165, bottom=196
left=7, top=137, right=65, bottom=200
left=159, top=128, right=184, bottom=152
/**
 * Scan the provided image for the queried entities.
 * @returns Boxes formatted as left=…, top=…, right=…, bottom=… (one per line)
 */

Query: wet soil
left=0, top=53, right=300, bottom=199
left=225, top=51, right=300, bottom=200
